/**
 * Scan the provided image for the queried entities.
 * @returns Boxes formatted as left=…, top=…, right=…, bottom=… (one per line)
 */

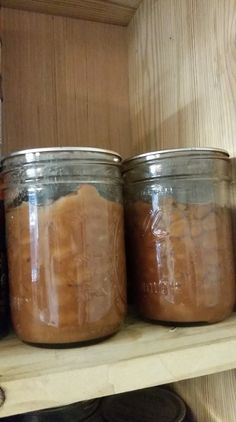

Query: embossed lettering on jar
left=123, top=148, right=235, bottom=324
left=3, top=148, right=127, bottom=346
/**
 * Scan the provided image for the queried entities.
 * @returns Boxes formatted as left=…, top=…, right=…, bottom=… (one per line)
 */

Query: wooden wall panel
left=172, top=370, right=236, bottom=422
left=0, top=0, right=142, bottom=26
left=128, top=0, right=236, bottom=157
left=1, top=8, right=131, bottom=156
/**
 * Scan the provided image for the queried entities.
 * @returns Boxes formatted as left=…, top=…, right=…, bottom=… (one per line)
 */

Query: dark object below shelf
left=101, top=386, right=188, bottom=422
left=1, top=399, right=101, bottom=422
left=1, top=387, right=195, bottom=422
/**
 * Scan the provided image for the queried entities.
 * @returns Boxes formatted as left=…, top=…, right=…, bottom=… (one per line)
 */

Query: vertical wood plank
left=2, top=9, right=58, bottom=151
left=86, top=22, right=131, bottom=151
left=52, top=17, right=89, bottom=147
left=128, top=0, right=236, bottom=156
left=2, top=8, right=131, bottom=156
left=172, top=370, right=236, bottom=422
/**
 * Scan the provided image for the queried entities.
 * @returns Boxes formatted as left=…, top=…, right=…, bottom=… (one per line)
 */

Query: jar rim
left=2, top=147, right=121, bottom=164
left=123, top=147, right=229, bottom=169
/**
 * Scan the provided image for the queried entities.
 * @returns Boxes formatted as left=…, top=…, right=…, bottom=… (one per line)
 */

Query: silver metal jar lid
left=123, top=147, right=229, bottom=170
left=2, top=147, right=121, bottom=167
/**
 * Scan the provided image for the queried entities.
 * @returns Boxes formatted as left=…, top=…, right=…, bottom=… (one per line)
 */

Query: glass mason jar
left=3, top=147, right=127, bottom=346
left=123, top=148, right=235, bottom=324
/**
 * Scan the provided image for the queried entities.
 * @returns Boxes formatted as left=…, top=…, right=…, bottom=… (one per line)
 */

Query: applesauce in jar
left=3, top=148, right=126, bottom=346
left=123, top=148, right=235, bottom=324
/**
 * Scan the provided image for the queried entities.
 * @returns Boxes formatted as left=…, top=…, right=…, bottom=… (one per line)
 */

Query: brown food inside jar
left=126, top=197, right=235, bottom=323
left=6, top=184, right=126, bottom=344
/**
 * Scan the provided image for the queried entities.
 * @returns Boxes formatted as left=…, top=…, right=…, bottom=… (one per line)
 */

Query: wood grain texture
left=1, top=313, right=236, bottom=417
left=128, top=0, right=236, bottom=156
left=1, top=8, right=131, bottom=156
left=0, top=0, right=142, bottom=26
left=172, top=370, right=236, bottom=422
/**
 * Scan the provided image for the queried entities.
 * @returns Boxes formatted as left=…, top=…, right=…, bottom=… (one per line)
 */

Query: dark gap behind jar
left=0, top=177, right=9, bottom=337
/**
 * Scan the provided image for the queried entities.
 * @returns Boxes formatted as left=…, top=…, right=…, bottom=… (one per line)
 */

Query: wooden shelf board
left=0, top=0, right=142, bottom=26
left=1, top=313, right=236, bottom=417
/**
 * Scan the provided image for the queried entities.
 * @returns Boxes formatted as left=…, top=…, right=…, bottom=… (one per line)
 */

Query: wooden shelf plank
left=1, top=313, right=236, bottom=417
left=0, top=0, right=142, bottom=26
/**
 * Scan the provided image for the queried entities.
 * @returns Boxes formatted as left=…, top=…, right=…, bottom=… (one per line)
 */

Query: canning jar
left=3, top=147, right=126, bottom=346
left=123, top=148, right=235, bottom=324
left=0, top=174, right=9, bottom=337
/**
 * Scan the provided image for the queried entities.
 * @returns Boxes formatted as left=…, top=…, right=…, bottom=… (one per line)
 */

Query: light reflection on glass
left=28, top=189, right=39, bottom=283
